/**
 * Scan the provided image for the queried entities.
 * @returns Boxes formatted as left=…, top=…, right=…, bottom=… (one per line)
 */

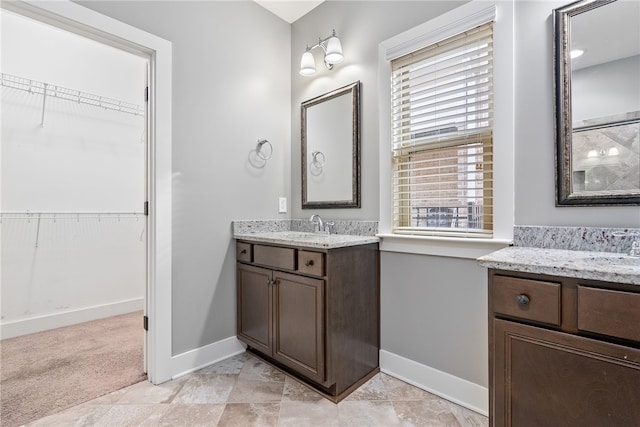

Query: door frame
left=1, top=0, right=173, bottom=384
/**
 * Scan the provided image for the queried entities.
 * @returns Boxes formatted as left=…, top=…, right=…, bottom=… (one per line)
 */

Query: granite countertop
left=233, top=231, right=379, bottom=250
left=477, top=246, right=640, bottom=286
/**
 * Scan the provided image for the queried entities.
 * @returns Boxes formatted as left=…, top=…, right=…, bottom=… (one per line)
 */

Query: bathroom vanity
left=234, top=230, right=380, bottom=401
left=479, top=247, right=640, bottom=426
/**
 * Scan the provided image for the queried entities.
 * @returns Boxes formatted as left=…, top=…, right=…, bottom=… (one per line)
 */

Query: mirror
left=554, top=0, right=640, bottom=205
left=302, top=81, right=360, bottom=209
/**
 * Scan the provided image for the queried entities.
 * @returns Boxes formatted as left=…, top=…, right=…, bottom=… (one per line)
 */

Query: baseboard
left=170, top=336, right=246, bottom=380
left=0, top=298, right=145, bottom=340
left=380, top=349, right=488, bottom=416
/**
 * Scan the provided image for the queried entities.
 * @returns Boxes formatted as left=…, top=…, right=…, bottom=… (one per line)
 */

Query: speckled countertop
left=233, top=231, right=379, bottom=250
left=477, top=246, right=640, bottom=286
left=231, top=219, right=379, bottom=249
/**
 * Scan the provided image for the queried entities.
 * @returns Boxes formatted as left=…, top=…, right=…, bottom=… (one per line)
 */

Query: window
left=391, top=22, right=494, bottom=238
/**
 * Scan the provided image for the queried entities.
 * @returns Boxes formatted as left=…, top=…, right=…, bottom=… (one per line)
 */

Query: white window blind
left=391, top=21, right=494, bottom=238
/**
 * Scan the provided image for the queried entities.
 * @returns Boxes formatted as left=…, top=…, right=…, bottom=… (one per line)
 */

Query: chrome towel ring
left=311, top=150, right=326, bottom=167
left=256, top=139, right=273, bottom=160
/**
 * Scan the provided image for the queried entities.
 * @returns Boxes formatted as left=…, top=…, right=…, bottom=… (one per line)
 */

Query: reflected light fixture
left=570, top=49, right=584, bottom=59
left=299, top=29, right=343, bottom=76
left=588, top=147, right=620, bottom=158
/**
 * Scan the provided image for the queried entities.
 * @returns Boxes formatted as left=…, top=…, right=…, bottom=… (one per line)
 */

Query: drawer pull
left=240, top=249, right=247, bottom=254
left=305, top=260, right=314, bottom=267
left=517, top=294, right=530, bottom=306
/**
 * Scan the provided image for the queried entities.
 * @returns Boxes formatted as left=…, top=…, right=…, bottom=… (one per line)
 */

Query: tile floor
left=27, top=352, right=488, bottom=426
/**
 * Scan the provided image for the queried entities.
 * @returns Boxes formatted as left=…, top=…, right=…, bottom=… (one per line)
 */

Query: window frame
left=377, top=1, right=514, bottom=259
left=390, top=22, right=495, bottom=237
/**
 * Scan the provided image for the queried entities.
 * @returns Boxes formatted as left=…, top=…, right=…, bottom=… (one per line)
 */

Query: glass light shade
left=300, top=51, right=316, bottom=76
left=324, top=36, right=343, bottom=64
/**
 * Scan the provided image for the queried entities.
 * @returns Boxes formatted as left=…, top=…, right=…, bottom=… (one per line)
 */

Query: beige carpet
left=0, top=311, right=146, bottom=427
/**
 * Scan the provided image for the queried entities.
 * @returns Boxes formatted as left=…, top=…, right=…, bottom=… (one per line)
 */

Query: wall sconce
left=300, top=29, right=343, bottom=76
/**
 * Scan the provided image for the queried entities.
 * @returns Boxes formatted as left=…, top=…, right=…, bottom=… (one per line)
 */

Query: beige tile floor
left=27, top=352, right=488, bottom=426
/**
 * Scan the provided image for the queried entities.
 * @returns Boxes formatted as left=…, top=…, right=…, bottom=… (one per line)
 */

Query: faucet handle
left=324, top=221, right=335, bottom=234
left=612, top=231, right=640, bottom=257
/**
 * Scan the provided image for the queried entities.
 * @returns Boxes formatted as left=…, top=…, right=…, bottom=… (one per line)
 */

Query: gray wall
left=381, top=253, right=488, bottom=386
left=78, top=1, right=291, bottom=355
left=515, top=0, right=640, bottom=227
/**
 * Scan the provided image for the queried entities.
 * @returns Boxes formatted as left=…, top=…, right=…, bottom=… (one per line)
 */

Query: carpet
left=1, top=311, right=146, bottom=426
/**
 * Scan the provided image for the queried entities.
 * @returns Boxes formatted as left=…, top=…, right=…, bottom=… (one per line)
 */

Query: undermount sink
left=579, top=254, right=640, bottom=267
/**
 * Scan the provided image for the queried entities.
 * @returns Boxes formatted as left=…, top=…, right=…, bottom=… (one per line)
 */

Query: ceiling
left=571, top=0, right=640, bottom=70
left=254, top=0, right=324, bottom=23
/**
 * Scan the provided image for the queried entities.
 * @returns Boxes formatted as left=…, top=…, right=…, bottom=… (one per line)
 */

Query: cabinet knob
left=240, top=249, right=247, bottom=254
left=516, top=294, right=530, bottom=306
left=305, top=260, right=314, bottom=267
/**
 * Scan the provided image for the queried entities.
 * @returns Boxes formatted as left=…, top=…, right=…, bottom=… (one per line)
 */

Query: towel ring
left=311, top=150, right=326, bottom=167
left=256, top=139, right=273, bottom=160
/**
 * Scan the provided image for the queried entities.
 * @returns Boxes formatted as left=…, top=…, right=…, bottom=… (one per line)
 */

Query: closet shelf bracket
left=1, top=73, right=145, bottom=122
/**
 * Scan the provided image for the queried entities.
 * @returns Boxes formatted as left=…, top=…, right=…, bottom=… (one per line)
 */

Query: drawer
left=236, top=242, right=252, bottom=263
left=297, top=250, right=324, bottom=276
left=578, top=286, right=640, bottom=343
left=253, top=244, right=295, bottom=270
left=492, top=275, right=561, bottom=325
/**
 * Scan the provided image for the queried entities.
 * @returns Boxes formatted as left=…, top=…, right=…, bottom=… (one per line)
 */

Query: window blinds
left=391, top=21, right=494, bottom=237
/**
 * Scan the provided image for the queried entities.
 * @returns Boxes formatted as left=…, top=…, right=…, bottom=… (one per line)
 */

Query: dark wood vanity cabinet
left=236, top=240, right=379, bottom=401
left=237, top=263, right=325, bottom=384
left=489, top=270, right=640, bottom=426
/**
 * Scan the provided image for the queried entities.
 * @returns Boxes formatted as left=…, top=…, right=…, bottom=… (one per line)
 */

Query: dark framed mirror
left=301, top=81, right=360, bottom=209
left=554, top=0, right=640, bottom=205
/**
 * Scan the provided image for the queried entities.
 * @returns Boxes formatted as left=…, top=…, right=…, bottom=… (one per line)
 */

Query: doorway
left=0, top=8, right=150, bottom=424
left=0, top=0, right=173, bottom=386
left=1, top=8, right=149, bottom=340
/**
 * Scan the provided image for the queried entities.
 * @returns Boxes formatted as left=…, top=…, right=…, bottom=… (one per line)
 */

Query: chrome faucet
left=309, top=214, right=334, bottom=234
left=309, top=214, right=325, bottom=234
left=616, top=231, right=640, bottom=257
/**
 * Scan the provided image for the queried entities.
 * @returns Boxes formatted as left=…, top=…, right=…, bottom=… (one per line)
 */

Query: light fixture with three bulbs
left=300, top=29, right=343, bottom=76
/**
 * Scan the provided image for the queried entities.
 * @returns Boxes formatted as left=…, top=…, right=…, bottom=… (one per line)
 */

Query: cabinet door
left=493, top=319, right=640, bottom=427
left=237, top=264, right=272, bottom=355
left=272, top=271, right=325, bottom=384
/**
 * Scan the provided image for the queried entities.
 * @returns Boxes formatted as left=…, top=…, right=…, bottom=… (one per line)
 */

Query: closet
left=0, top=9, right=148, bottom=339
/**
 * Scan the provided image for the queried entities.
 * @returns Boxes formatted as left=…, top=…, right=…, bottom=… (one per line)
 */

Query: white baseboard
left=0, top=298, right=145, bottom=339
left=171, top=336, right=246, bottom=380
left=380, top=349, right=488, bottom=416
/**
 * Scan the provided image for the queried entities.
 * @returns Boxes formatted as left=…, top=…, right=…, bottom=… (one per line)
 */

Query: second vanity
left=478, top=242, right=640, bottom=426
left=233, top=225, right=380, bottom=402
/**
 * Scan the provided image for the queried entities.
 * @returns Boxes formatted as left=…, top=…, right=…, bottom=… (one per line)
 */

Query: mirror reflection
left=554, top=0, right=640, bottom=205
left=301, top=81, right=360, bottom=209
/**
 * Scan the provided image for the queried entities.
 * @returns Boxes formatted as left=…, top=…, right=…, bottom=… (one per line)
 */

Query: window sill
left=376, top=233, right=512, bottom=260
